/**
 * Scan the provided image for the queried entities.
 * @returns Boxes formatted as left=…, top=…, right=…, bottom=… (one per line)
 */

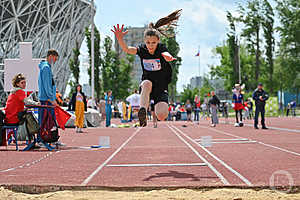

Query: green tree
left=226, top=11, right=239, bottom=83
left=262, top=0, right=275, bottom=94
left=276, top=0, right=300, bottom=93
left=85, top=26, right=101, bottom=99
left=180, top=85, right=199, bottom=104
left=238, top=0, right=264, bottom=84
left=102, top=36, right=133, bottom=100
left=180, top=77, right=213, bottom=104
left=210, top=42, right=257, bottom=92
left=161, top=29, right=182, bottom=102
left=68, top=42, right=80, bottom=97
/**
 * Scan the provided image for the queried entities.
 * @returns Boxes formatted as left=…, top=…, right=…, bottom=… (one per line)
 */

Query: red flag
left=55, top=106, right=71, bottom=130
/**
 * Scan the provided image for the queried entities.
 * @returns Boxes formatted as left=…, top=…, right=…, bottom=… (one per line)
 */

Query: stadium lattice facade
left=0, top=0, right=95, bottom=103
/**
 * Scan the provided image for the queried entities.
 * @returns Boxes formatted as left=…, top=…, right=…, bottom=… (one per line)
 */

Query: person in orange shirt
left=55, top=89, right=63, bottom=106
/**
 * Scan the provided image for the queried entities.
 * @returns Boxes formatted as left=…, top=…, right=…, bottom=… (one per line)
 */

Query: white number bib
left=143, top=59, right=161, bottom=71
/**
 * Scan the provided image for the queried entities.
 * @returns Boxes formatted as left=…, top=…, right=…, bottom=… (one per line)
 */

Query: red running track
left=0, top=117, right=299, bottom=190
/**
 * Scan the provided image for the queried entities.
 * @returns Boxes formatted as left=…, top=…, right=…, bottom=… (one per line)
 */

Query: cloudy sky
left=79, top=0, right=249, bottom=92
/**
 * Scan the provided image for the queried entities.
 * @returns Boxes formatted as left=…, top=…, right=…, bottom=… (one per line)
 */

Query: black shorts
left=150, top=89, right=168, bottom=105
left=139, top=81, right=169, bottom=106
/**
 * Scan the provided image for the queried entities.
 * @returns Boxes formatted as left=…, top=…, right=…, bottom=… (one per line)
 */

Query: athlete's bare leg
left=140, top=80, right=152, bottom=109
left=155, top=102, right=168, bottom=121
left=152, top=111, right=157, bottom=128
left=138, top=80, right=152, bottom=127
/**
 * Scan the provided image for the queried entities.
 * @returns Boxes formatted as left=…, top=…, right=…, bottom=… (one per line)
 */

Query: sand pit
left=1, top=187, right=300, bottom=200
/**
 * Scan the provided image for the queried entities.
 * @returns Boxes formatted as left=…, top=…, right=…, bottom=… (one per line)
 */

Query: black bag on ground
left=41, top=128, right=59, bottom=143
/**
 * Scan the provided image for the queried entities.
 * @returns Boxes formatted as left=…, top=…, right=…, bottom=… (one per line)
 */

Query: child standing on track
left=232, top=84, right=244, bottom=127
left=112, top=9, right=182, bottom=127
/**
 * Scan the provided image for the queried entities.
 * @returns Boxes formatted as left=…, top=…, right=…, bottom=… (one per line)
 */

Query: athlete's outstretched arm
left=111, top=24, right=137, bottom=55
left=162, top=52, right=177, bottom=62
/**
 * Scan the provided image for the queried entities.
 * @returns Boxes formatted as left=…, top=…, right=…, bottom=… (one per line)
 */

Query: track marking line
left=194, top=138, right=249, bottom=142
left=210, top=141, right=257, bottom=144
left=167, top=125, right=230, bottom=185
left=80, top=128, right=142, bottom=186
left=220, top=120, right=300, bottom=133
left=200, top=124, right=300, bottom=157
left=170, top=124, right=253, bottom=186
left=257, top=142, right=300, bottom=157
left=107, top=163, right=207, bottom=167
left=0, top=151, right=60, bottom=173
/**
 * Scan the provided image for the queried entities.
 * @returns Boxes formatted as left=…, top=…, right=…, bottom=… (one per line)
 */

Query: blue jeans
left=105, top=105, right=112, bottom=127
left=194, top=110, right=200, bottom=121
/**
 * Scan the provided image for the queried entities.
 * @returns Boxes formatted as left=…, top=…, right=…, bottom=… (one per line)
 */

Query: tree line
left=210, top=0, right=300, bottom=99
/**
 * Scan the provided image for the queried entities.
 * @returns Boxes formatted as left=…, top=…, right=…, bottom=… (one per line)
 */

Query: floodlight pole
left=238, top=36, right=241, bottom=84
left=91, top=0, right=95, bottom=101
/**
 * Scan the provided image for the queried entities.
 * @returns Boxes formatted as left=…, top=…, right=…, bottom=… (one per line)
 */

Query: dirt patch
left=1, top=187, right=300, bottom=200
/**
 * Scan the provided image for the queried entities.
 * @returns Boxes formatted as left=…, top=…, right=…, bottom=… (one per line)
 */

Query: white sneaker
left=211, top=124, right=216, bottom=127
left=234, top=123, right=239, bottom=127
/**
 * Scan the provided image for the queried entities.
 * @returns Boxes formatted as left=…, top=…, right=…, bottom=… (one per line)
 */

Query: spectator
left=252, top=83, right=269, bottom=129
left=4, top=73, right=38, bottom=124
left=194, top=95, right=200, bottom=122
left=126, top=89, right=140, bottom=110
left=87, top=97, right=97, bottom=109
left=105, top=91, right=113, bottom=127
left=185, top=99, right=193, bottom=122
left=201, top=99, right=208, bottom=119
left=286, top=103, right=291, bottom=117
left=247, top=98, right=253, bottom=119
left=38, top=49, right=64, bottom=146
left=290, top=101, right=296, bottom=117
left=98, top=97, right=106, bottom=126
left=168, top=101, right=175, bottom=121
left=209, top=91, right=220, bottom=127
left=232, top=84, right=244, bottom=127
left=70, top=84, right=87, bottom=133
left=55, top=89, right=63, bottom=106
left=64, top=97, right=70, bottom=107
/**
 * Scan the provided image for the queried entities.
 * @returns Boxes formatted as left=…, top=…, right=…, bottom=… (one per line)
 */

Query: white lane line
left=203, top=124, right=300, bottom=157
left=81, top=128, right=142, bottom=186
left=195, top=138, right=249, bottom=142
left=0, top=151, right=59, bottom=173
left=107, top=163, right=207, bottom=167
left=171, top=125, right=253, bottom=186
left=210, top=141, right=257, bottom=144
left=220, top=120, right=300, bottom=133
left=167, top=125, right=230, bottom=185
left=258, top=142, right=300, bottom=157
left=198, top=125, right=245, bottom=140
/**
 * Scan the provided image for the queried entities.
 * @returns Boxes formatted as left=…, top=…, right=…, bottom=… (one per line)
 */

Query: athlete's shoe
left=234, top=123, right=240, bottom=127
left=262, top=126, right=268, bottom=130
left=239, top=122, right=244, bottom=127
left=138, top=107, right=147, bottom=127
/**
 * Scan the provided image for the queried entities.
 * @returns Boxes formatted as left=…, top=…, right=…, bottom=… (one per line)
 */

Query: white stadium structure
left=0, top=0, right=95, bottom=104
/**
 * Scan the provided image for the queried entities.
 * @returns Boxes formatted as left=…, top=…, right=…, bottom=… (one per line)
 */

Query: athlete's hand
left=162, top=52, right=177, bottom=62
left=111, top=24, right=128, bottom=40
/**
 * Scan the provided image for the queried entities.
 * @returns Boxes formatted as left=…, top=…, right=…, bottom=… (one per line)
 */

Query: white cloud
left=178, top=0, right=228, bottom=25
